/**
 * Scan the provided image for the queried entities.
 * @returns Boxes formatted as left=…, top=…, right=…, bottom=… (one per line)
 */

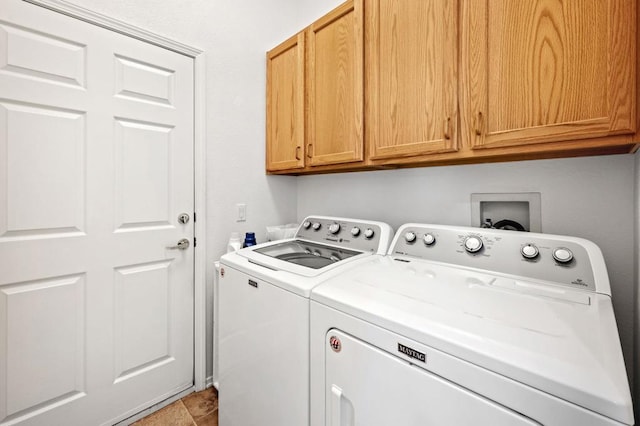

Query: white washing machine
left=310, top=223, right=634, bottom=426
left=218, top=216, right=393, bottom=426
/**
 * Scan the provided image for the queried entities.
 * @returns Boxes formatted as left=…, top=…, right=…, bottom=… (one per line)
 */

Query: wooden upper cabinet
left=307, top=0, right=364, bottom=166
left=266, top=32, right=305, bottom=172
left=366, top=0, right=458, bottom=160
left=461, top=0, right=636, bottom=151
left=267, top=0, right=638, bottom=175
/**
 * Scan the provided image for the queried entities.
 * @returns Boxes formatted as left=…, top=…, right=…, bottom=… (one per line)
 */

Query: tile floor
left=133, top=387, right=218, bottom=426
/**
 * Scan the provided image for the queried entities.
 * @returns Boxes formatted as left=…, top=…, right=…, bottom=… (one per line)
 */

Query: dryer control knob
left=405, top=232, right=417, bottom=243
left=329, top=223, right=341, bottom=234
left=553, top=247, right=574, bottom=264
left=312, top=222, right=322, bottom=231
left=302, top=221, right=311, bottom=229
left=364, top=228, right=375, bottom=239
left=423, top=233, right=436, bottom=246
left=351, top=227, right=361, bottom=237
left=521, top=244, right=539, bottom=259
left=464, top=235, right=483, bottom=253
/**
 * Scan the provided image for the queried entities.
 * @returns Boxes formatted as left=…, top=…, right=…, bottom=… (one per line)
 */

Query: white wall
left=297, top=0, right=344, bottom=24
left=298, top=154, right=637, bottom=386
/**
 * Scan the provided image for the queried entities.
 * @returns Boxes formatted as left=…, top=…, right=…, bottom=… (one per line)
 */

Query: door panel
left=366, top=0, right=458, bottom=159
left=0, top=2, right=194, bottom=425
left=114, top=54, right=175, bottom=107
left=307, top=0, right=363, bottom=166
left=113, top=261, right=172, bottom=382
left=0, top=21, right=86, bottom=88
left=266, top=32, right=305, bottom=172
left=461, top=0, right=636, bottom=149
left=114, top=118, right=173, bottom=229
left=0, top=101, right=85, bottom=239
left=1, top=275, right=86, bottom=420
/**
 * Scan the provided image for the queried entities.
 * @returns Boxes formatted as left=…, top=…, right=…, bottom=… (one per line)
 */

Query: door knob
left=166, top=238, right=190, bottom=250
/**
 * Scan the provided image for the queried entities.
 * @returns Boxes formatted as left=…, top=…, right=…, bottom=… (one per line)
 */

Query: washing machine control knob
left=423, top=233, right=436, bottom=246
left=312, top=222, right=322, bottom=231
left=351, top=227, right=361, bottom=237
left=364, top=228, right=375, bottom=239
left=302, top=221, right=311, bottom=229
left=521, top=244, right=539, bottom=259
left=329, top=223, right=341, bottom=234
left=553, top=247, right=574, bottom=264
left=404, top=232, right=417, bottom=243
left=464, top=235, right=483, bottom=253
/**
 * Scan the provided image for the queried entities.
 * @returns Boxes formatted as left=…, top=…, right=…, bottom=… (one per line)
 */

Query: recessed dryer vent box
left=471, top=193, right=541, bottom=232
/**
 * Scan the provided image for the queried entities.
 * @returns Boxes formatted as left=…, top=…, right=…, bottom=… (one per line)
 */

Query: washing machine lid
left=311, top=256, right=633, bottom=425
left=222, top=249, right=384, bottom=297
left=230, top=216, right=394, bottom=279
left=235, top=238, right=369, bottom=278
left=253, top=240, right=361, bottom=269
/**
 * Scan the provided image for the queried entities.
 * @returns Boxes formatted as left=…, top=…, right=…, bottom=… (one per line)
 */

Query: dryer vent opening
left=471, top=193, right=541, bottom=232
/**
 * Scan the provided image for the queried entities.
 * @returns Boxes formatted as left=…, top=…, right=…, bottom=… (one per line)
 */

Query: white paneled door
left=0, top=2, right=195, bottom=425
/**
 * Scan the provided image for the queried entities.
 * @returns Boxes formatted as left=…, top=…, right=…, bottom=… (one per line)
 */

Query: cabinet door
left=307, top=0, right=364, bottom=166
left=266, top=32, right=305, bottom=172
left=461, top=0, right=636, bottom=150
left=367, top=0, right=458, bottom=160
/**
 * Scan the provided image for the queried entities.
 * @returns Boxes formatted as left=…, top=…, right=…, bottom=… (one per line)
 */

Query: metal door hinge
left=194, top=212, right=197, bottom=222
left=194, top=237, right=197, bottom=247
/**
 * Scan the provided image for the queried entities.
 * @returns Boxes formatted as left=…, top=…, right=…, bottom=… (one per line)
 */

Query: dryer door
left=325, top=330, right=540, bottom=425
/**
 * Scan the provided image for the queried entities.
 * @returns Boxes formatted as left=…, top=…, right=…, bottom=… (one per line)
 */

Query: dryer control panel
left=390, top=224, right=605, bottom=293
left=296, top=216, right=394, bottom=254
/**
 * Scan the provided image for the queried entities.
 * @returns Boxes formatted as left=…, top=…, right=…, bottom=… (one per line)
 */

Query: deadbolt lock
left=178, top=213, right=190, bottom=224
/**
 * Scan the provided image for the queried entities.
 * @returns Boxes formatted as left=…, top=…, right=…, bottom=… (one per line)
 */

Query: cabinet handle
left=474, top=111, right=484, bottom=136
left=444, top=117, right=451, bottom=140
left=307, top=144, right=313, bottom=159
left=295, top=146, right=301, bottom=160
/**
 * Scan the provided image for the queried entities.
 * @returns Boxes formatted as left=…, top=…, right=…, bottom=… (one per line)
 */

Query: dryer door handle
left=331, top=384, right=354, bottom=425
left=331, top=385, right=343, bottom=425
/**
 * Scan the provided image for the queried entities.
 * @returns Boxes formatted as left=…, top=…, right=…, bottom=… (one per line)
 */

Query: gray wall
left=298, top=154, right=637, bottom=387
left=635, top=152, right=640, bottom=407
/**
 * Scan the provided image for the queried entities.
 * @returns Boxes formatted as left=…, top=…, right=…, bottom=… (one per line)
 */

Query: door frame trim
left=23, top=0, right=209, bottom=392
left=24, top=0, right=202, bottom=56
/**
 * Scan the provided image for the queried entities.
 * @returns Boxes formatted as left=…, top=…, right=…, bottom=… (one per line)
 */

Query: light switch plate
left=236, top=203, right=246, bottom=222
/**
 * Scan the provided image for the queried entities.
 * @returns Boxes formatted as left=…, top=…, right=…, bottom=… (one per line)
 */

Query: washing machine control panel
left=296, top=216, right=393, bottom=253
left=391, top=224, right=598, bottom=291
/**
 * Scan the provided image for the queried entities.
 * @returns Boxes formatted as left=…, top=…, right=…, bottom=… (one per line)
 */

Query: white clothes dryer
left=218, top=216, right=393, bottom=426
left=310, top=223, right=633, bottom=426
